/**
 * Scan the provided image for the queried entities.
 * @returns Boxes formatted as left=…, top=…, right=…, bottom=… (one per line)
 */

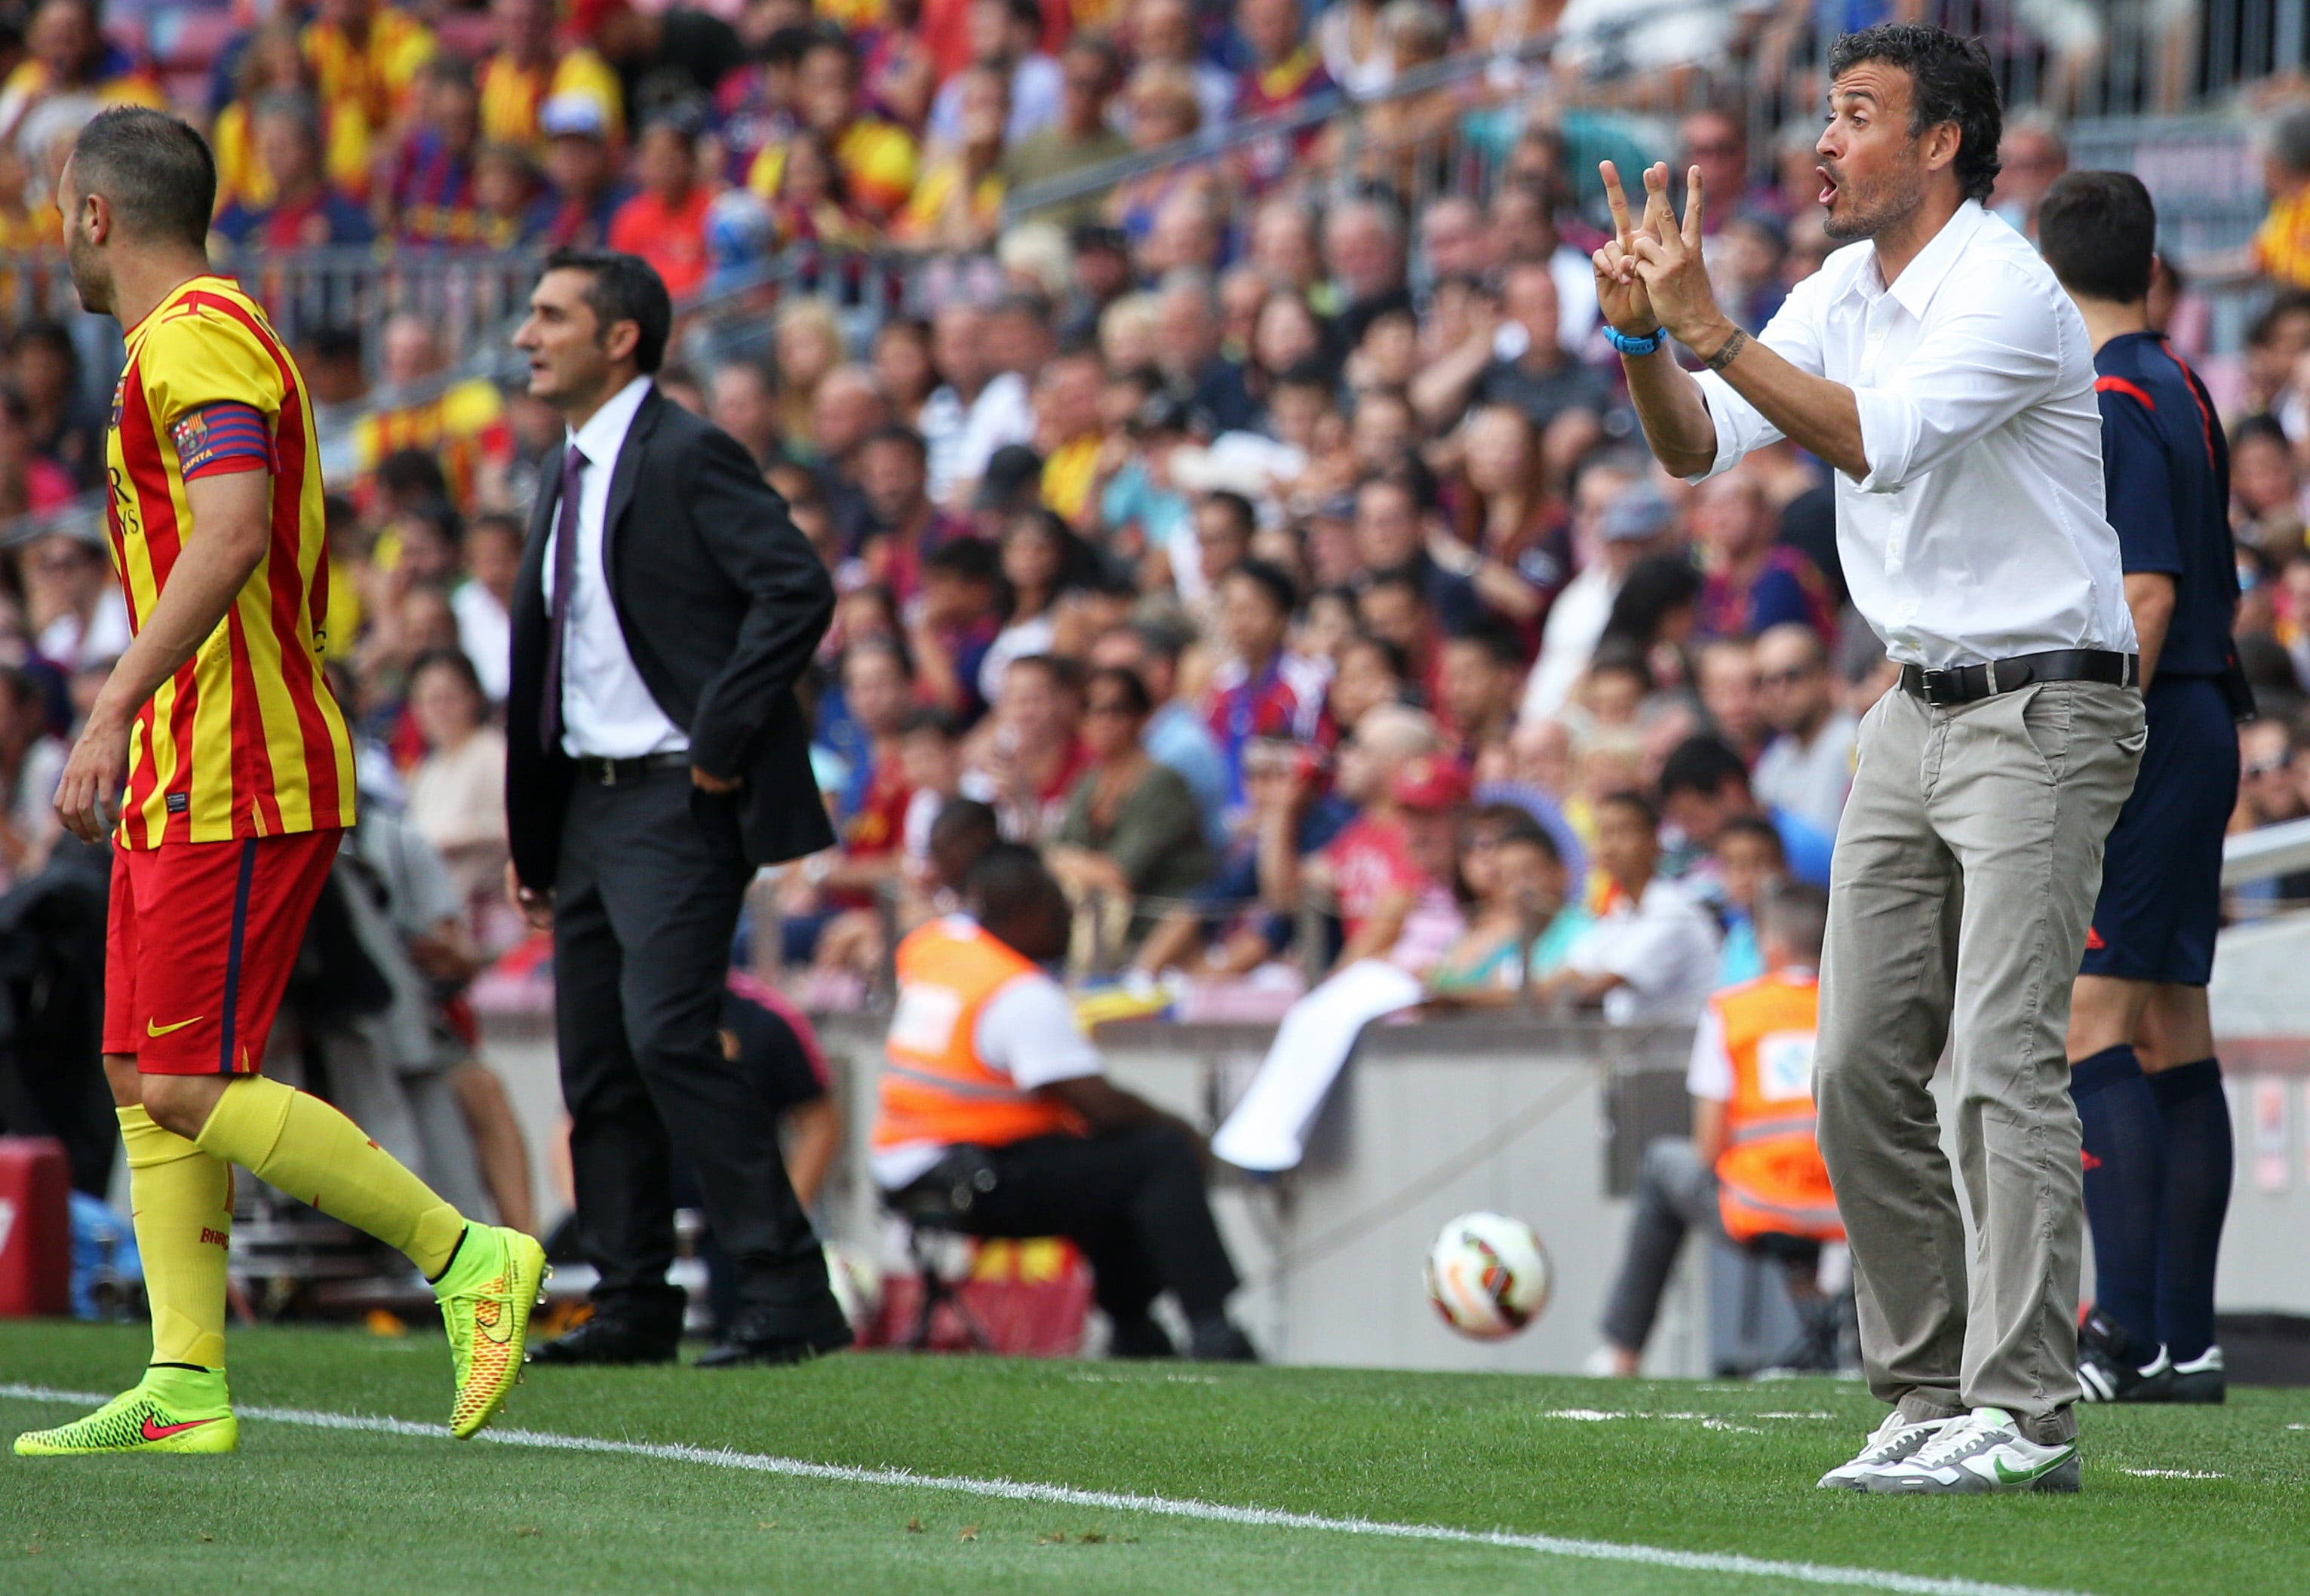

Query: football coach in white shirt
left=1596, top=24, right=2143, bottom=1494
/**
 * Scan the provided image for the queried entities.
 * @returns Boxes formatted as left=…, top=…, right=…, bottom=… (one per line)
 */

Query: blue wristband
left=1605, top=325, right=1665, bottom=358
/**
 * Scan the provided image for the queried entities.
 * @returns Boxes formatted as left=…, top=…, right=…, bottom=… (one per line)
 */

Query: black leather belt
left=1898, top=649, right=2138, bottom=707
left=575, top=751, right=691, bottom=786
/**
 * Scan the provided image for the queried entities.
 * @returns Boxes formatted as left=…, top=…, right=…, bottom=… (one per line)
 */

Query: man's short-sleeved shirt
left=2090, top=332, right=2236, bottom=680
left=104, top=277, right=358, bottom=849
left=1563, top=877, right=1720, bottom=1024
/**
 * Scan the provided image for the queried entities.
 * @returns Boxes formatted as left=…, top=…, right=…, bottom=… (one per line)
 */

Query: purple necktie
left=538, top=443, right=587, bottom=752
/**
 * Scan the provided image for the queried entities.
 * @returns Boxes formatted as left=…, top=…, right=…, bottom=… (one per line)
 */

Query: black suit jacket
left=505, top=385, right=837, bottom=890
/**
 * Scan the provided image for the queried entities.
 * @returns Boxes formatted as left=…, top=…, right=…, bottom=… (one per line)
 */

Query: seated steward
left=1594, top=879, right=1845, bottom=1374
left=872, top=843, right=1255, bottom=1360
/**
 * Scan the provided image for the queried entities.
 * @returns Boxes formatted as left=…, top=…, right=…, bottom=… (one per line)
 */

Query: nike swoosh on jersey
left=147, top=1016, right=204, bottom=1037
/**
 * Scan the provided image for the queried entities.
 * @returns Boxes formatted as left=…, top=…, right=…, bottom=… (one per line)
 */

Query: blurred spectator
left=896, top=63, right=1009, bottom=253
left=1706, top=812, right=1785, bottom=989
left=213, top=90, right=376, bottom=253
left=480, top=0, right=624, bottom=152
left=587, top=0, right=746, bottom=123
left=751, top=27, right=918, bottom=224
left=2229, top=414, right=2303, bottom=560
left=1599, top=553, right=1703, bottom=698
left=968, top=651, right=1092, bottom=839
left=978, top=508, right=1086, bottom=698
left=211, top=20, right=366, bottom=214
left=0, top=663, right=63, bottom=888
left=1206, top=558, right=1329, bottom=809
left=0, top=386, right=75, bottom=517
left=2251, top=103, right=2310, bottom=291
left=1536, top=790, right=1719, bottom=1024
left=1133, top=0, right=1235, bottom=132
left=1049, top=664, right=1215, bottom=945
left=925, top=0, right=1059, bottom=147
left=609, top=107, right=714, bottom=296
left=1088, top=620, right=1228, bottom=845
left=1750, top=623, right=1856, bottom=840
left=1425, top=805, right=1591, bottom=1005
left=1988, top=109, right=2067, bottom=241
left=1001, top=32, right=1130, bottom=227
left=383, top=55, right=487, bottom=247
left=708, top=361, right=782, bottom=470
left=450, top=512, right=522, bottom=703
left=0, top=0, right=164, bottom=158
left=403, top=649, right=510, bottom=915
left=1691, top=470, right=1833, bottom=643
left=1694, top=637, right=1767, bottom=763
left=922, top=302, right=1034, bottom=505
left=1438, top=621, right=1524, bottom=754
left=536, top=91, right=630, bottom=248
left=1657, top=733, right=1833, bottom=889
left=856, top=423, right=968, bottom=602
left=6, top=322, right=101, bottom=490
left=1286, top=707, right=1448, bottom=971
left=1523, top=466, right=1673, bottom=720
left=23, top=530, right=126, bottom=670
left=301, top=0, right=435, bottom=174
left=1234, top=0, right=1333, bottom=195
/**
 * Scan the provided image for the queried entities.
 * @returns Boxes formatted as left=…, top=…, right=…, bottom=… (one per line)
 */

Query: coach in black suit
left=503, top=248, right=849, bottom=1367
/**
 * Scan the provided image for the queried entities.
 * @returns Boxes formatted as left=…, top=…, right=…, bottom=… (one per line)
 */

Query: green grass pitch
left=2, top=1321, right=2305, bottom=1595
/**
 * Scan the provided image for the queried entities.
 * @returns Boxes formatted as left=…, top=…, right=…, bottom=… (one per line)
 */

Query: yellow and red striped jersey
left=103, top=275, right=358, bottom=849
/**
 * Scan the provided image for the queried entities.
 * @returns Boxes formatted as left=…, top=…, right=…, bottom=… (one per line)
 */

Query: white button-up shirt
left=1691, top=200, right=2135, bottom=669
left=542, top=374, right=689, bottom=760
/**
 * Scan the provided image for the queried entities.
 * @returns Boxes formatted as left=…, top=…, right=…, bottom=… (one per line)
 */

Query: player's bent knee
left=140, top=1074, right=231, bottom=1141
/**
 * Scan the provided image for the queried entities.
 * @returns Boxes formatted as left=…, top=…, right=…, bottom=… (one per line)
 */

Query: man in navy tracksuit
left=2038, top=172, right=2241, bottom=1404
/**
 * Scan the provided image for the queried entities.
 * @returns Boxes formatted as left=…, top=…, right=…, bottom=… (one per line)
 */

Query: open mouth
left=1817, top=166, right=1839, bottom=207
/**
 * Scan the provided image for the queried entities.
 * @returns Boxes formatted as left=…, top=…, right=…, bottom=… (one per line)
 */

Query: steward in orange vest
left=1705, top=971, right=1844, bottom=1245
left=873, top=844, right=1255, bottom=1359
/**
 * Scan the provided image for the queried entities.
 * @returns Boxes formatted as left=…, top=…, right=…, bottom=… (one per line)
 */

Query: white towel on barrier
left=1212, top=959, right=1426, bottom=1172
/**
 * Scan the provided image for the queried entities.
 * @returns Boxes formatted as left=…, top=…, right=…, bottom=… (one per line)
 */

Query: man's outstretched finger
left=1640, top=161, right=1676, bottom=238
left=1682, top=164, right=1706, bottom=250
left=1599, top=159, right=1634, bottom=244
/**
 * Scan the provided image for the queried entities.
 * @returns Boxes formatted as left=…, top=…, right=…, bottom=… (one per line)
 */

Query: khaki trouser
left=1815, top=680, right=2144, bottom=1444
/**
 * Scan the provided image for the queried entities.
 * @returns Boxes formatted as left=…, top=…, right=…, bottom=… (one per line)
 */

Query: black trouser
left=939, top=1129, right=1240, bottom=1324
left=554, top=767, right=835, bottom=1328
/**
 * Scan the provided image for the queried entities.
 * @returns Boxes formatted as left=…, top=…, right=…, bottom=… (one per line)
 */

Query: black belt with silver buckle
left=1898, top=649, right=2138, bottom=707
left=574, top=751, right=692, bottom=787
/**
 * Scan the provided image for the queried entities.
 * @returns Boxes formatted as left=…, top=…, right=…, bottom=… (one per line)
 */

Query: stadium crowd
left=2, top=0, right=2310, bottom=1254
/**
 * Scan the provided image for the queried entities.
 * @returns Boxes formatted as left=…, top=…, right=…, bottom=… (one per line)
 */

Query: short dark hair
left=1007, top=652, right=1083, bottom=695
left=1596, top=788, right=1659, bottom=830
left=1201, top=489, right=1257, bottom=539
left=1757, top=879, right=1829, bottom=962
left=1827, top=23, right=2002, bottom=203
left=1716, top=812, right=1785, bottom=860
left=2037, top=170, right=2156, bottom=304
left=1471, top=802, right=1558, bottom=860
left=409, top=647, right=486, bottom=702
left=862, top=422, right=928, bottom=461
left=1445, top=619, right=1526, bottom=668
left=1085, top=664, right=1153, bottom=718
left=1657, top=734, right=1752, bottom=802
left=69, top=106, right=216, bottom=250
left=966, top=842, right=1064, bottom=930
left=376, top=449, right=448, bottom=501
left=539, top=247, right=672, bottom=373
left=1226, top=557, right=1298, bottom=618
left=924, top=536, right=1001, bottom=586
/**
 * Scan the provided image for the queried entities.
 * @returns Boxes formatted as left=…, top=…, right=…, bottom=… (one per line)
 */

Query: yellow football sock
left=194, top=1076, right=467, bottom=1280
left=119, top=1105, right=232, bottom=1371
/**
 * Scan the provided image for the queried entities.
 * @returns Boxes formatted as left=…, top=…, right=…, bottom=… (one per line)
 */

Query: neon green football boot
left=435, top=1223, right=549, bottom=1438
left=14, top=1365, right=238, bottom=1456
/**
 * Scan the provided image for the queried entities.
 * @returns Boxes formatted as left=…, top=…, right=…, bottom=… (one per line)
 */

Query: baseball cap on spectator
left=542, top=91, right=612, bottom=142
left=977, top=444, right=1046, bottom=511
left=1393, top=754, right=1471, bottom=812
left=1600, top=486, right=1676, bottom=542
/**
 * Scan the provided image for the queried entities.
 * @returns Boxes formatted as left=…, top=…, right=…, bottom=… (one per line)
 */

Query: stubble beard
left=1821, top=156, right=1928, bottom=244
left=65, top=235, right=112, bottom=318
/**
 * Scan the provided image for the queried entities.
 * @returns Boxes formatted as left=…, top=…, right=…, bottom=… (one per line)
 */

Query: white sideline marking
left=1, top=1383, right=2092, bottom=1596
left=2121, top=1469, right=2227, bottom=1480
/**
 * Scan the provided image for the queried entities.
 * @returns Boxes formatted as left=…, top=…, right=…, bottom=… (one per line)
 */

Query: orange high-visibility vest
left=872, top=917, right=1085, bottom=1155
left=1712, top=971, right=1845, bottom=1245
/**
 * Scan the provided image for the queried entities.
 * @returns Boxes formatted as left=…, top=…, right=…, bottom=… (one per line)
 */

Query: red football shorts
left=104, top=829, right=341, bottom=1076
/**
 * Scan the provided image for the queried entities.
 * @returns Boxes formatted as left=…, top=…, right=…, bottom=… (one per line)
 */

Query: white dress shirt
left=1690, top=200, right=2135, bottom=669
left=1563, top=877, right=1720, bottom=1025
left=542, top=375, right=688, bottom=760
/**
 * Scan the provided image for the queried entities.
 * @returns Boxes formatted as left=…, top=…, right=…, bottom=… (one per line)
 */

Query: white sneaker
left=1865, top=1407, right=2079, bottom=1494
left=1815, top=1411, right=1953, bottom=1491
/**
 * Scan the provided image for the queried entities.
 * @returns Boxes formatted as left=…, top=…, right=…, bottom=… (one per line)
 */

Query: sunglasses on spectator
left=2245, top=754, right=2291, bottom=778
left=1757, top=666, right=1817, bottom=688
left=1085, top=698, right=1138, bottom=718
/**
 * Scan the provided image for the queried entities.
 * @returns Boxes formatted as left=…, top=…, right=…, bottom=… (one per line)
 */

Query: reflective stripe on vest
left=1710, top=972, right=1842, bottom=1243
left=872, top=918, right=1083, bottom=1152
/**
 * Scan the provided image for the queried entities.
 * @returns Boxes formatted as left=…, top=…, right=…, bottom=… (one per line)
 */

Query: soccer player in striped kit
left=14, top=107, right=543, bottom=1457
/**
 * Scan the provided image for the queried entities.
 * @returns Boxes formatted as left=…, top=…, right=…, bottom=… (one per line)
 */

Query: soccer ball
left=1424, top=1211, right=1551, bottom=1339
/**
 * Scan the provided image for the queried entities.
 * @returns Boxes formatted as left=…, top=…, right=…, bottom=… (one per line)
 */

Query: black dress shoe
left=695, top=1306, right=854, bottom=1369
left=527, top=1315, right=680, bottom=1366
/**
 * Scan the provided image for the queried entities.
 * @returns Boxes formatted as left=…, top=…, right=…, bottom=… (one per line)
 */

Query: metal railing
left=2222, top=815, right=2310, bottom=888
